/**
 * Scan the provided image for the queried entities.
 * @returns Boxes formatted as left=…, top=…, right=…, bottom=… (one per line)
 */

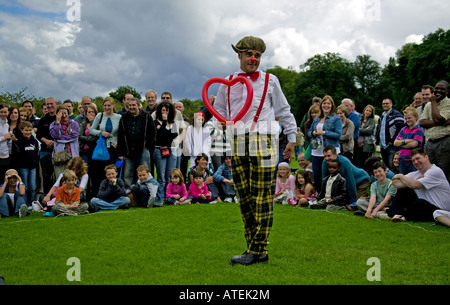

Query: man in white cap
left=214, top=36, right=297, bottom=265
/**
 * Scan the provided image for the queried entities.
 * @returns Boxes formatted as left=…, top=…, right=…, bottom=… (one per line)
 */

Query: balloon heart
left=202, top=76, right=253, bottom=124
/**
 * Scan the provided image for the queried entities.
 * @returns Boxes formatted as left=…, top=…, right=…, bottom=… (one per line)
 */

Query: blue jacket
left=322, top=155, right=370, bottom=205
left=308, top=115, right=342, bottom=149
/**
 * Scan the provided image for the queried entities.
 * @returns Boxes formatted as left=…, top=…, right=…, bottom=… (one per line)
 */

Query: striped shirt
left=396, top=124, right=425, bottom=161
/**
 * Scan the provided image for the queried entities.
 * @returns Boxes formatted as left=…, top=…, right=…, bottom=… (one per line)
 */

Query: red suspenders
left=227, top=72, right=270, bottom=131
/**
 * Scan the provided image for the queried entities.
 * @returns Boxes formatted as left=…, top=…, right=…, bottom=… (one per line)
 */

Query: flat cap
left=231, top=36, right=266, bottom=54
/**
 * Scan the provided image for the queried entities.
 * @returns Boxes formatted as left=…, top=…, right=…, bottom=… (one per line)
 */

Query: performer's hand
left=283, top=142, right=295, bottom=163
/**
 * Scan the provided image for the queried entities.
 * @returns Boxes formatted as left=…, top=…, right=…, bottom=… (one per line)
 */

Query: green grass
left=1, top=203, right=449, bottom=285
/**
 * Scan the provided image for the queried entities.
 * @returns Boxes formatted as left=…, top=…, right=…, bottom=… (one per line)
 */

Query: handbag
left=92, top=134, right=110, bottom=161
left=160, top=146, right=171, bottom=158
left=53, top=146, right=71, bottom=165
left=304, top=144, right=312, bottom=161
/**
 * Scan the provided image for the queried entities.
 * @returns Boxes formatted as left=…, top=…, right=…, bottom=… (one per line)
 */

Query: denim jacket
left=308, top=114, right=342, bottom=149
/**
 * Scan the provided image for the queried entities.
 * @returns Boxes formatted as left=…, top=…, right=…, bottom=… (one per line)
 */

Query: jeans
left=129, top=181, right=158, bottom=207
left=123, top=149, right=151, bottom=189
left=387, top=187, right=437, bottom=221
left=39, top=151, right=54, bottom=194
left=0, top=193, right=27, bottom=217
left=18, top=168, right=37, bottom=205
left=90, top=196, right=130, bottom=210
left=399, top=159, right=416, bottom=175
left=311, top=155, right=324, bottom=193
left=153, top=147, right=177, bottom=202
left=380, top=144, right=398, bottom=170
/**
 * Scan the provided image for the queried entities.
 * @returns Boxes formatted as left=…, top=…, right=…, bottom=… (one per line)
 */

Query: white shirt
left=214, top=69, right=297, bottom=143
left=406, top=164, right=450, bottom=210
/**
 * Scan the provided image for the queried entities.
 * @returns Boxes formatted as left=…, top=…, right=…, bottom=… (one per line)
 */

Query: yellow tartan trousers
left=231, top=133, right=278, bottom=255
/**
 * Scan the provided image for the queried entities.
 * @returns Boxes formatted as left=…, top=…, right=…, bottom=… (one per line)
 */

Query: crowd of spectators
left=1, top=81, right=449, bottom=227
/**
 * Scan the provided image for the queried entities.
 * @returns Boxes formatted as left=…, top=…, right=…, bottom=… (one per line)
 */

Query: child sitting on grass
left=128, top=165, right=159, bottom=207
left=166, top=168, right=190, bottom=205
left=310, top=159, right=348, bottom=211
left=213, top=156, right=237, bottom=202
left=90, top=164, right=130, bottom=210
left=294, top=170, right=318, bottom=206
left=274, top=162, right=296, bottom=204
left=0, top=169, right=28, bottom=218
left=52, top=170, right=89, bottom=217
left=355, top=161, right=396, bottom=219
left=188, top=170, right=216, bottom=204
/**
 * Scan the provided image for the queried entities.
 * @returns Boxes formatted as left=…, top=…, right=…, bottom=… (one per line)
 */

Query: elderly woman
left=336, top=104, right=355, bottom=162
left=308, top=95, right=342, bottom=193
left=49, top=104, right=80, bottom=180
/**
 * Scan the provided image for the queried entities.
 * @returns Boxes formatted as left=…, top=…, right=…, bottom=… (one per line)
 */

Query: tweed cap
left=232, top=36, right=266, bottom=54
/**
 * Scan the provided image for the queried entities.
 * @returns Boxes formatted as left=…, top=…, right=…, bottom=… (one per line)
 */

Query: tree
left=109, top=85, right=142, bottom=106
left=294, top=53, right=358, bottom=118
left=352, top=55, right=382, bottom=102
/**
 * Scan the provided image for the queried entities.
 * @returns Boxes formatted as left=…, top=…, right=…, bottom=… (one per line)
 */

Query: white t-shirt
left=406, top=164, right=450, bottom=210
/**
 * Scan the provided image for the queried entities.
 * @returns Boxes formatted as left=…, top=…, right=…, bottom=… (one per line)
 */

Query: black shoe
left=230, top=252, right=268, bottom=266
left=353, top=210, right=365, bottom=216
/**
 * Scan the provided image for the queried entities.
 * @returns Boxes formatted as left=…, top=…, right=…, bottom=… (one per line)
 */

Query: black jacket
left=117, top=109, right=155, bottom=158
left=317, top=173, right=348, bottom=206
left=12, top=135, right=40, bottom=169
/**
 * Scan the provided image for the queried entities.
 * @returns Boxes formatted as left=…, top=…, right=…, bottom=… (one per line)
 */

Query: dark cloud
left=0, top=0, right=449, bottom=103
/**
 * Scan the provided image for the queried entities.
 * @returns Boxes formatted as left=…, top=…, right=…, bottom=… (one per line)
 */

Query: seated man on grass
left=388, top=148, right=450, bottom=222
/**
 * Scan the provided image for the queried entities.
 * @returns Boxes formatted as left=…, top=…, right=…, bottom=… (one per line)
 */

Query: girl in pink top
left=188, top=171, right=216, bottom=204
left=166, top=168, right=190, bottom=205
left=274, top=162, right=296, bottom=205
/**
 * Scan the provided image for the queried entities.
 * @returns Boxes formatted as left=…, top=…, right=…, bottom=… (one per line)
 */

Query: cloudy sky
left=0, top=0, right=449, bottom=103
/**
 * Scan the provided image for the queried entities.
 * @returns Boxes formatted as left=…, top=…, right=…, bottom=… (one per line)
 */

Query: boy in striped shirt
left=394, top=107, right=425, bottom=174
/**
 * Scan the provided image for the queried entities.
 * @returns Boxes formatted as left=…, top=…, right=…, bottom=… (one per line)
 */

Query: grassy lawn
left=1, top=203, right=449, bottom=285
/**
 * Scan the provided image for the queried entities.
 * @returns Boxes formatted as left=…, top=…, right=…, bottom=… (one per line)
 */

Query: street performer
left=214, top=36, right=297, bottom=265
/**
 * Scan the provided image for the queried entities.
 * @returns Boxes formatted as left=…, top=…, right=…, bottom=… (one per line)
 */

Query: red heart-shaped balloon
left=202, top=76, right=253, bottom=124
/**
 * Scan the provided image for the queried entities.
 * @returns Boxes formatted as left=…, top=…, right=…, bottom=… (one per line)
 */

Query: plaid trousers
left=231, top=133, right=278, bottom=255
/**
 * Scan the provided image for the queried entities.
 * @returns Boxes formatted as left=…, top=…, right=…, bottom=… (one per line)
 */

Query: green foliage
left=178, top=98, right=204, bottom=122
left=108, top=85, right=142, bottom=104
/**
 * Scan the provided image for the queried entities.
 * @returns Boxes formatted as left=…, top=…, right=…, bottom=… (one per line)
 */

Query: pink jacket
left=275, top=175, right=296, bottom=193
left=188, top=182, right=211, bottom=198
left=166, top=183, right=188, bottom=199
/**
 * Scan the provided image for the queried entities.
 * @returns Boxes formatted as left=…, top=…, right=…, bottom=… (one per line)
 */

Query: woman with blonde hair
left=307, top=95, right=342, bottom=192
left=88, top=97, right=122, bottom=199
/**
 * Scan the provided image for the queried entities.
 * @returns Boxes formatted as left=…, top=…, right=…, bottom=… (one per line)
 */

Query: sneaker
left=391, top=214, right=406, bottom=222
left=148, top=197, right=156, bottom=207
left=377, top=212, right=391, bottom=220
left=353, top=210, right=365, bottom=216
left=224, top=197, right=233, bottom=203
left=31, top=201, right=43, bottom=212
left=19, top=204, right=28, bottom=218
